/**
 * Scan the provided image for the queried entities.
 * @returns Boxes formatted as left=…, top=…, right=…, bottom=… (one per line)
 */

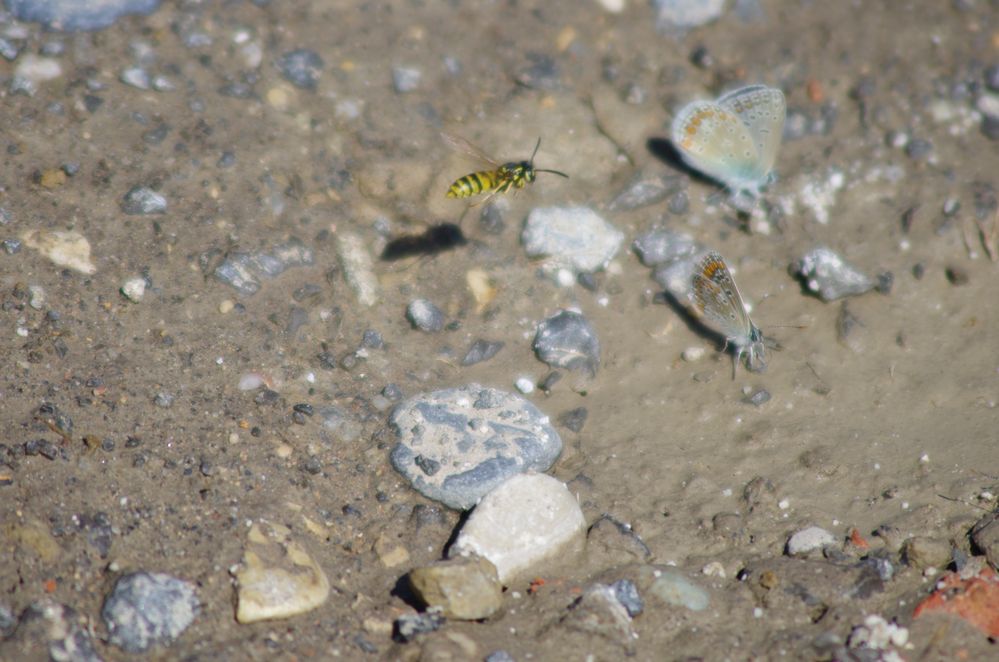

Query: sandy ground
left=2, top=0, right=999, bottom=660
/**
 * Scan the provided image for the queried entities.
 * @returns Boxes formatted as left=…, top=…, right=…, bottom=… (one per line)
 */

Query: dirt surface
left=2, top=0, right=999, bottom=660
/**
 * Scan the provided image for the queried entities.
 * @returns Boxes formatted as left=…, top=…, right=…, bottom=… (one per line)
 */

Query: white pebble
left=120, top=278, right=146, bottom=302
left=514, top=377, right=535, bottom=394
left=787, top=526, right=837, bottom=556
left=682, top=346, right=705, bottom=362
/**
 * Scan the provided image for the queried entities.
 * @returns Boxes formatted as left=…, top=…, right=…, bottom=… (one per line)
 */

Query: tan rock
left=408, top=556, right=502, bottom=620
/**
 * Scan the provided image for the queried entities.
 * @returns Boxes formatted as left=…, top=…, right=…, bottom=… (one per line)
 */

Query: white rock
left=16, top=55, right=63, bottom=83
left=786, top=526, right=838, bottom=556
left=522, top=206, right=624, bottom=274
left=336, top=232, right=379, bottom=306
left=233, top=521, right=330, bottom=623
left=21, top=229, right=96, bottom=274
left=121, top=278, right=146, bottom=302
left=450, top=473, right=586, bottom=583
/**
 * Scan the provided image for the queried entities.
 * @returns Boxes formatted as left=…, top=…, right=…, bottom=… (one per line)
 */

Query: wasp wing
left=441, top=131, right=500, bottom=167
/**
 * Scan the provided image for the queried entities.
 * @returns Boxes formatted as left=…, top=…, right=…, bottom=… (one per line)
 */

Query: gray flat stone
left=389, top=384, right=562, bottom=510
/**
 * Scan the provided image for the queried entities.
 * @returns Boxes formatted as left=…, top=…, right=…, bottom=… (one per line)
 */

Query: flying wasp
left=443, top=132, right=568, bottom=206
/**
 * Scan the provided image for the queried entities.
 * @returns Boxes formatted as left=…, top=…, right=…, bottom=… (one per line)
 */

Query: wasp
left=443, top=132, right=568, bottom=206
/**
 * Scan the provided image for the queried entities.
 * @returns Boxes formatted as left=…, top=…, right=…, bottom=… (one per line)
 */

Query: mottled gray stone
left=389, top=384, right=562, bottom=510
left=793, top=247, right=875, bottom=301
left=532, top=309, right=600, bottom=377
left=522, top=206, right=624, bottom=274
left=101, top=572, right=199, bottom=653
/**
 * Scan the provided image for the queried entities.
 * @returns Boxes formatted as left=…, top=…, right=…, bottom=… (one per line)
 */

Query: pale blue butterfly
left=671, top=85, right=786, bottom=203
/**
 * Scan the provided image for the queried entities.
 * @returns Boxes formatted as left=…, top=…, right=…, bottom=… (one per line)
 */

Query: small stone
left=6, top=0, right=162, bottom=32
left=485, top=651, right=516, bottom=662
left=611, top=579, right=643, bottom=617
left=743, top=388, right=771, bottom=407
left=21, top=229, right=96, bottom=275
left=389, top=384, right=562, bottom=510
left=532, top=309, right=600, bottom=376
left=793, top=247, right=875, bottom=301
left=406, top=299, right=445, bottom=332
left=557, top=407, right=588, bottom=433
left=102, top=572, right=199, bottom=653
left=373, top=533, right=410, bottom=569
left=153, top=392, right=174, bottom=408
left=392, top=66, right=421, bottom=93
left=515, top=53, right=560, bottom=91
left=336, top=232, right=379, bottom=306
left=28, top=285, right=46, bottom=310
left=653, top=0, right=725, bottom=32
left=36, top=168, right=66, bottom=189
left=461, top=339, right=504, bottom=366
left=393, top=608, right=444, bottom=643
left=561, top=584, right=635, bottom=654
left=233, top=521, right=330, bottom=623
left=787, top=526, right=838, bottom=556
left=971, top=512, right=999, bottom=569
left=608, top=173, right=684, bottom=212
left=633, top=229, right=701, bottom=268
left=450, top=473, right=586, bottom=583
left=120, top=66, right=151, bottom=90
left=904, top=138, right=932, bottom=160
left=682, top=346, right=705, bottom=362
left=14, top=55, right=62, bottom=85
left=902, top=537, right=952, bottom=570
left=121, top=277, right=146, bottom=302
left=122, top=186, right=167, bottom=215
left=8, top=601, right=101, bottom=662
left=522, top=206, right=624, bottom=274
left=648, top=568, right=710, bottom=611
left=514, top=377, right=535, bottom=394
left=408, top=556, right=503, bottom=620
left=276, top=49, right=324, bottom=90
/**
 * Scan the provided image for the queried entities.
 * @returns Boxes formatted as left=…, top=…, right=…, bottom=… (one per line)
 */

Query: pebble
left=681, top=346, right=705, bottom=362
left=971, top=511, right=999, bottom=569
left=120, top=277, right=146, bottom=302
left=485, top=651, right=516, bottom=662
left=557, top=407, right=588, bottom=433
left=786, top=526, right=838, bottom=556
left=449, top=473, right=586, bottom=583
left=522, top=206, right=624, bottom=275
left=392, top=66, right=422, bottom=93
left=985, top=65, right=999, bottom=93
left=847, top=614, right=909, bottom=653
left=793, top=247, right=875, bottom=301
left=28, top=285, right=46, bottom=310
left=120, top=66, right=152, bottom=90
left=515, top=53, right=560, bottom=91
left=945, top=265, right=969, bottom=286
left=406, top=299, right=445, bottom=332
left=633, top=230, right=700, bottom=270
left=408, top=556, right=503, bottom=620
left=389, top=384, right=562, bottom=510
left=121, top=186, right=167, bottom=215
left=648, top=568, right=710, bottom=611
left=393, top=608, right=444, bottom=643
left=561, top=584, right=636, bottom=654
left=743, top=388, right=771, bottom=407
left=21, top=229, right=97, bottom=275
left=611, top=579, right=643, bottom=617
left=212, top=239, right=314, bottom=296
left=276, top=49, right=324, bottom=90
left=532, top=309, right=600, bottom=377
left=608, top=173, right=685, bottom=212
left=6, top=601, right=102, bottom=662
left=461, top=339, right=505, bottom=366
left=102, top=572, right=199, bottom=653
left=6, top=0, right=162, bottom=31
left=902, top=537, right=951, bottom=570
left=14, top=55, right=63, bottom=86
left=336, top=232, right=379, bottom=306
left=232, top=521, right=330, bottom=623
left=653, top=0, right=726, bottom=32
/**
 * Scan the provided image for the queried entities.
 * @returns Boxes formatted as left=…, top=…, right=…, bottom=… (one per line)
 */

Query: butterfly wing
left=689, top=251, right=753, bottom=341
left=717, top=85, right=785, bottom=179
left=671, top=100, right=762, bottom=194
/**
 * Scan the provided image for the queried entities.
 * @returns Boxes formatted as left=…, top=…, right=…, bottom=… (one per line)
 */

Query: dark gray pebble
left=392, top=66, right=421, bottom=93
left=153, top=392, right=174, bottom=408
left=558, top=407, right=588, bottom=433
left=515, top=52, right=560, bottom=90
left=905, top=138, right=932, bottom=160
left=393, top=609, right=445, bottom=643
left=611, top=579, right=643, bottom=617
left=985, top=64, right=999, bottom=92
left=532, top=310, right=600, bottom=376
left=945, top=265, right=969, bottom=285
left=406, top=299, right=445, bottom=333
left=743, top=389, right=771, bottom=407
left=276, top=49, right=324, bottom=90
left=461, top=339, right=504, bottom=366
left=102, top=572, right=199, bottom=653
left=2, top=238, right=21, bottom=254
left=10, top=601, right=102, bottom=662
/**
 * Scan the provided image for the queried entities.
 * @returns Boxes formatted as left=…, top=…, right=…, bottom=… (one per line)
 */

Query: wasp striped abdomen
left=446, top=170, right=501, bottom=199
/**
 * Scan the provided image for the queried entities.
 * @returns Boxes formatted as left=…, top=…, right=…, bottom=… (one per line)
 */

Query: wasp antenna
left=536, top=168, right=569, bottom=179
left=529, top=137, right=542, bottom=164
